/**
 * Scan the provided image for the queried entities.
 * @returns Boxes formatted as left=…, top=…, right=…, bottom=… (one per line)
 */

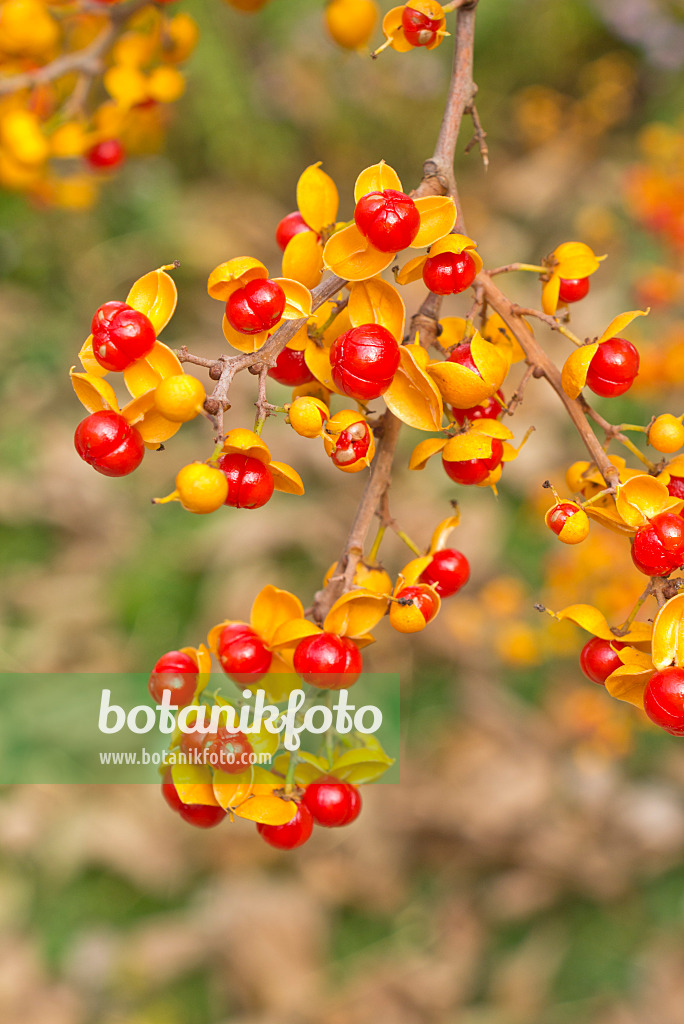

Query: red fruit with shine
left=401, top=5, right=442, bottom=46
left=303, top=776, right=362, bottom=827
left=293, top=632, right=362, bottom=689
left=331, top=420, right=372, bottom=469
left=226, top=278, right=286, bottom=335
left=268, top=346, right=315, bottom=386
left=91, top=300, right=156, bottom=371
left=450, top=390, right=504, bottom=426
left=579, top=637, right=626, bottom=685
left=205, top=727, right=254, bottom=774
left=217, top=453, right=275, bottom=509
left=86, top=138, right=125, bottom=170
left=329, top=324, right=400, bottom=401
left=631, top=512, right=684, bottom=576
left=547, top=502, right=582, bottom=536
left=217, top=623, right=272, bottom=682
left=423, top=250, right=477, bottom=295
left=667, top=476, right=684, bottom=501
left=419, top=548, right=470, bottom=597
left=162, top=770, right=227, bottom=828
left=448, top=341, right=480, bottom=375
left=257, top=802, right=313, bottom=849
left=395, top=585, right=438, bottom=623
left=442, top=438, right=504, bottom=486
left=74, top=410, right=145, bottom=477
left=354, top=189, right=420, bottom=253
left=585, top=337, right=640, bottom=398
left=148, top=650, right=198, bottom=706
left=643, top=668, right=684, bottom=735
left=558, top=277, right=590, bottom=304
left=276, top=211, right=310, bottom=251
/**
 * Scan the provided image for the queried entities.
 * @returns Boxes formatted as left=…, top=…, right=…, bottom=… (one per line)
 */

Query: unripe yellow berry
left=104, top=65, right=149, bottom=109
left=156, top=463, right=227, bottom=514
left=51, top=122, right=90, bottom=159
left=325, top=0, right=379, bottom=50
left=0, top=110, right=49, bottom=166
left=0, top=0, right=59, bottom=57
left=154, top=375, right=206, bottom=422
left=545, top=501, right=590, bottom=544
left=648, top=414, right=684, bottom=454
left=288, top=396, right=329, bottom=438
left=148, top=67, right=186, bottom=104
left=324, top=560, right=391, bottom=595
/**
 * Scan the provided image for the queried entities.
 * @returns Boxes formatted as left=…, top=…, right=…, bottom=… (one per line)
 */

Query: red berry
left=450, top=390, right=504, bottom=426
left=447, top=341, right=480, bottom=375
left=257, top=802, right=313, bottom=849
left=205, top=727, right=254, bottom=774
left=276, top=211, right=310, bottom=252
left=303, top=776, right=362, bottom=827
left=423, top=250, right=477, bottom=295
left=585, top=337, right=640, bottom=398
left=217, top=623, right=272, bottom=682
left=631, top=512, right=684, bottom=576
left=86, top=139, right=126, bottom=170
left=668, top=476, right=684, bottom=501
left=419, top=548, right=470, bottom=597
left=148, top=650, right=198, bottom=706
left=395, top=585, right=438, bottom=623
left=547, top=502, right=582, bottom=537
left=179, top=711, right=216, bottom=762
left=354, top=189, right=420, bottom=253
left=401, top=5, right=442, bottom=46
left=331, top=420, right=372, bottom=468
left=91, top=301, right=156, bottom=372
left=217, top=453, right=275, bottom=509
left=329, top=324, right=400, bottom=401
left=558, top=277, right=590, bottom=304
left=226, top=278, right=286, bottom=335
left=643, top=668, right=684, bottom=735
left=442, top=438, right=503, bottom=486
left=161, top=771, right=227, bottom=828
left=74, top=411, right=145, bottom=477
left=579, top=637, right=626, bottom=685
left=293, top=632, right=362, bottom=689
left=268, top=346, right=315, bottom=386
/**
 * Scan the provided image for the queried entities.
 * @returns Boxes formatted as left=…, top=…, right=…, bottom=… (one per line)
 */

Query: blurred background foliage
left=1, top=0, right=684, bottom=1021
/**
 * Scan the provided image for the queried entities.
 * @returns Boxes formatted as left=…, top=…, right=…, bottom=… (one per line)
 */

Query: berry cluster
left=0, top=1, right=196, bottom=207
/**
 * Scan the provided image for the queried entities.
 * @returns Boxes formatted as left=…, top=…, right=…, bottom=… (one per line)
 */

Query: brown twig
left=476, top=274, right=620, bottom=487
left=0, top=1, right=148, bottom=95
left=311, top=3, right=479, bottom=622
left=464, top=99, right=489, bottom=168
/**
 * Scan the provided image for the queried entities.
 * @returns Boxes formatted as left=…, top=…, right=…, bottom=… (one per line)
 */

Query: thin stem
left=367, top=523, right=386, bottom=565
left=488, top=262, right=548, bottom=276
left=513, top=306, right=585, bottom=347
left=613, top=582, right=653, bottom=636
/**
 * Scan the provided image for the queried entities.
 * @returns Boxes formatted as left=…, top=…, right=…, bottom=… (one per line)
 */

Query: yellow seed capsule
left=323, top=410, right=375, bottom=473
left=545, top=501, right=590, bottom=544
left=389, top=585, right=440, bottom=634
left=154, top=375, right=206, bottom=422
left=0, top=110, right=49, bottom=166
left=288, top=396, right=329, bottom=438
left=648, top=414, right=684, bottom=454
left=155, top=463, right=227, bottom=514
left=148, top=67, right=186, bottom=104
left=324, top=560, right=391, bottom=595
left=325, top=0, right=380, bottom=50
